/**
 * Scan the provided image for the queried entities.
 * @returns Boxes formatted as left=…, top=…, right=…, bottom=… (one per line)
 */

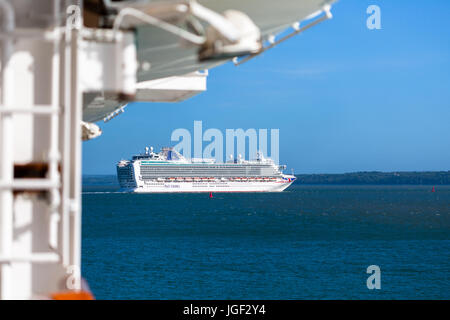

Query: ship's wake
left=82, top=191, right=128, bottom=194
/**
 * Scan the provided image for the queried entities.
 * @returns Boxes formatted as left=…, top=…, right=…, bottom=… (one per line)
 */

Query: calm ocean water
left=81, top=179, right=450, bottom=299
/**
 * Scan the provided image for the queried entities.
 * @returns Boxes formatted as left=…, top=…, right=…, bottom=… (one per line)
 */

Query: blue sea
left=81, top=178, right=450, bottom=299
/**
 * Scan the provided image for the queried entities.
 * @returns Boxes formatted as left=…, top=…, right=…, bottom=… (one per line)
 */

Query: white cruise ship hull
left=117, top=147, right=296, bottom=193
left=122, top=180, right=294, bottom=193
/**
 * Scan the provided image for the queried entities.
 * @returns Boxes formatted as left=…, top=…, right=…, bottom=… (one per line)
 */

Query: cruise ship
left=117, top=147, right=296, bottom=193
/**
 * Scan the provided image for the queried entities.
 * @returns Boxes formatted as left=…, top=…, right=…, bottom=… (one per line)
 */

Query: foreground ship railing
left=0, top=0, right=89, bottom=299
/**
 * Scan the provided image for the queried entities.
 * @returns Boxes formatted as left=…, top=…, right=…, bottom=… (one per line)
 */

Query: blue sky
left=83, top=0, right=450, bottom=174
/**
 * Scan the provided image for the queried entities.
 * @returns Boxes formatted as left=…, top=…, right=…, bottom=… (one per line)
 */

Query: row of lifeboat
left=155, top=177, right=278, bottom=182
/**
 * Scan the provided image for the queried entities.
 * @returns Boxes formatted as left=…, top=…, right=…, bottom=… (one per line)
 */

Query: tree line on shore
left=294, top=171, right=450, bottom=185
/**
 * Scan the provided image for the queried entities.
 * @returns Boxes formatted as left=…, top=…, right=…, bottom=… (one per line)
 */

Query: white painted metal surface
left=0, top=0, right=15, bottom=300
left=0, top=0, right=84, bottom=299
left=79, top=29, right=137, bottom=95
left=134, top=71, right=207, bottom=102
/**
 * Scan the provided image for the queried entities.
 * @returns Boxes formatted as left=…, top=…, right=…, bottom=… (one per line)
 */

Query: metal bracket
left=103, top=105, right=126, bottom=122
left=233, top=6, right=333, bottom=66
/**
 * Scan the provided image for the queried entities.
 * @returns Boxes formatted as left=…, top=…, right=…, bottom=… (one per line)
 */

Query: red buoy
left=209, top=192, right=213, bottom=198
left=432, top=186, right=435, bottom=193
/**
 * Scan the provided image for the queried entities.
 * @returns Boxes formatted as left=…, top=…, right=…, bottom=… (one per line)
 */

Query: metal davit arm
left=233, top=5, right=333, bottom=66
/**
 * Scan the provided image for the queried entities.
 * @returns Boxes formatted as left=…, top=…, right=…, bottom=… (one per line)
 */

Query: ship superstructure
left=117, top=147, right=295, bottom=193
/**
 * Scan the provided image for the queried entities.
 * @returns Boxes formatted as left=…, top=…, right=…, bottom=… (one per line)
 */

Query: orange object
left=51, top=291, right=95, bottom=300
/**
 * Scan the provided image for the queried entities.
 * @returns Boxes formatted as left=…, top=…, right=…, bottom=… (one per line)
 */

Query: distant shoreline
left=83, top=171, right=450, bottom=186
left=295, top=171, right=450, bottom=185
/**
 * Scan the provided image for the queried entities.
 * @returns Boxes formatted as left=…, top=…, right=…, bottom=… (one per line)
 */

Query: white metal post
left=0, top=0, right=15, bottom=300
left=62, top=3, right=83, bottom=288
left=48, top=0, right=62, bottom=252
left=70, top=26, right=82, bottom=274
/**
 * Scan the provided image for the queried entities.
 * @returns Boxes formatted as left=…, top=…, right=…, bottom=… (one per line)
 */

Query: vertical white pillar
left=70, top=27, right=82, bottom=276
left=0, top=0, right=15, bottom=299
